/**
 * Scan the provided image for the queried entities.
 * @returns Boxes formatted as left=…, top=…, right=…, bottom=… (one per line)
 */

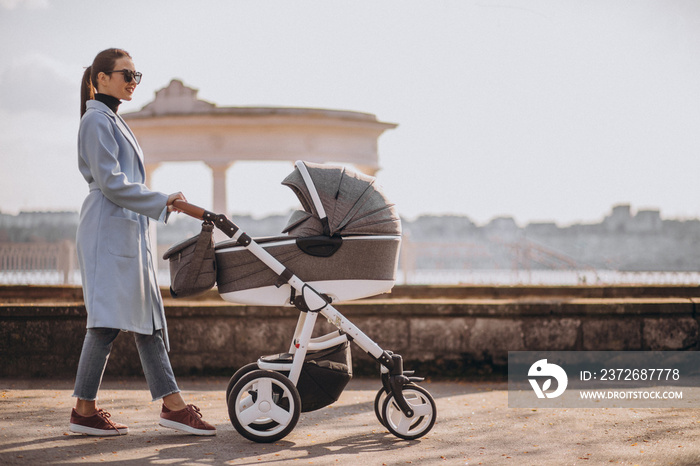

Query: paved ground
left=1, top=377, right=699, bottom=465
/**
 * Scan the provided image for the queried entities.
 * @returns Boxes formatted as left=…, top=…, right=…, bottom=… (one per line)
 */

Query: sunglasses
left=104, top=69, right=142, bottom=84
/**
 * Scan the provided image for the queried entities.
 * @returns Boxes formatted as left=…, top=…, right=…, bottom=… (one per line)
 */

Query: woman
left=69, top=48, right=215, bottom=436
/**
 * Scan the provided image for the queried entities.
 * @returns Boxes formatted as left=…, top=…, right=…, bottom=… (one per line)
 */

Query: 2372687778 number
left=599, top=368, right=680, bottom=381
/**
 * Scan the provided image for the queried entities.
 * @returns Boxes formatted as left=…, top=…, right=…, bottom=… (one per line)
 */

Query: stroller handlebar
left=172, top=200, right=245, bottom=241
left=172, top=199, right=214, bottom=221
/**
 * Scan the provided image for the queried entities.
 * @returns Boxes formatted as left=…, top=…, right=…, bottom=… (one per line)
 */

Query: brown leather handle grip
left=172, top=199, right=208, bottom=220
left=172, top=200, right=238, bottom=238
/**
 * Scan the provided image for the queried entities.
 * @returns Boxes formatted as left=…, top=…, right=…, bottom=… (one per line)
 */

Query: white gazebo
left=124, top=80, right=397, bottom=216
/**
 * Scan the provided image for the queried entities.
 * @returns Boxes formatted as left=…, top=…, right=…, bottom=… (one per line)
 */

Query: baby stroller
left=164, top=161, right=437, bottom=443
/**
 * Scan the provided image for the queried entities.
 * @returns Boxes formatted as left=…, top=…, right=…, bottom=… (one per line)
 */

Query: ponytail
left=80, top=66, right=94, bottom=117
left=80, top=48, right=132, bottom=117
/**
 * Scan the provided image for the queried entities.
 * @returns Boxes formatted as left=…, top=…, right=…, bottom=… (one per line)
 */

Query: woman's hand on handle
left=169, top=198, right=208, bottom=221
left=167, top=192, right=187, bottom=213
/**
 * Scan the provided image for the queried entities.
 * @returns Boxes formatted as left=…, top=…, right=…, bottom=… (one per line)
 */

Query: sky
left=1, top=0, right=699, bottom=226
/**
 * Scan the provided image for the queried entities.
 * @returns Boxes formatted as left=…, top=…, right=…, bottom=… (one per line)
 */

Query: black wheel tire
left=381, top=384, right=437, bottom=440
left=373, top=388, right=388, bottom=427
left=228, top=370, right=301, bottom=443
left=225, top=363, right=259, bottom=406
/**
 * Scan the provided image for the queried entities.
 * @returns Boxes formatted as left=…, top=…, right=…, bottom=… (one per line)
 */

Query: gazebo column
left=355, top=164, right=379, bottom=177
left=144, top=162, right=163, bottom=268
left=207, top=161, right=233, bottom=216
left=144, top=162, right=161, bottom=188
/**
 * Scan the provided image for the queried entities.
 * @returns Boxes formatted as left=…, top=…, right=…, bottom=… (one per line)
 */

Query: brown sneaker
left=159, top=404, right=216, bottom=436
left=69, top=408, right=128, bottom=436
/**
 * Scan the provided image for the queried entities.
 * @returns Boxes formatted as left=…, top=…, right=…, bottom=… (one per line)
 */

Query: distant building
left=631, top=209, right=662, bottom=233
left=525, top=222, right=558, bottom=235
left=604, top=204, right=632, bottom=233
left=3, top=204, right=700, bottom=272
left=0, top=211, right=79, bottom=242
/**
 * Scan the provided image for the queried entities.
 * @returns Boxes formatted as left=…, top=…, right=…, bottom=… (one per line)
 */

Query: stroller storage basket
left=260, top=341, right=352, bottom=412
left=162, top=222, right=216, bottom=298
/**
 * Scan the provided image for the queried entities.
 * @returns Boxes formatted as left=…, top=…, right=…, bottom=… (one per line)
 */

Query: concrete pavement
left=1, top=377, right=699, bottom=465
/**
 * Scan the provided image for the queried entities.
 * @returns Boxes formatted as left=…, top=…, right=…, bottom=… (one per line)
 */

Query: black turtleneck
left=94, top=93, right=122, bottom=114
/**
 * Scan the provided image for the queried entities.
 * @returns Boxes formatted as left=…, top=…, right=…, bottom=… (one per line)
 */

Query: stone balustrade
left=1, top=285, right=698, bottom=379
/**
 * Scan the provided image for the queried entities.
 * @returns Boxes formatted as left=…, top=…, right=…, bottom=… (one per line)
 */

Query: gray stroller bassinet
left=214, top=161, right=402, bottom=305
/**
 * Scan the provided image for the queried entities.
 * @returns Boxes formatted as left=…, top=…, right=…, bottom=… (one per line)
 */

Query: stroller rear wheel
left=228, top=369, right=301, bottom=443
left=381, top=384, right=437, bottom=440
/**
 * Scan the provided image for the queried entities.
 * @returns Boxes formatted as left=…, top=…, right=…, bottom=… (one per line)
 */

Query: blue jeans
left=72, top=328, right=180, bottom=402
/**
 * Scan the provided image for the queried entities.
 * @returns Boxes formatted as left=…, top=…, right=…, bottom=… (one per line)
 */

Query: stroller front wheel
left=228, top=370, right=301, bottom=443
left=225, top=362, right=260, bottom=406
left=373, top=387, right=388, bottom=427
left=381, top=384, right=437, bottom=440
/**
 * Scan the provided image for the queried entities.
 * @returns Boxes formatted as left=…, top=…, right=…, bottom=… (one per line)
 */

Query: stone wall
left=1, top=285, right=698, bottom=379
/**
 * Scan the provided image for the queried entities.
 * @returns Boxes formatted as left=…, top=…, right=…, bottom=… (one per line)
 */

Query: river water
left=2, top=269, right=700, bottom=287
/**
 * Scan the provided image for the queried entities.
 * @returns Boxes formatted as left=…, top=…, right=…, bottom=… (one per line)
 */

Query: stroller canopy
left=282, top=161, right=401, bottom=237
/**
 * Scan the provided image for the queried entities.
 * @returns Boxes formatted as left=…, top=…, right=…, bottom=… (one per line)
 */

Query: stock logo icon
left=528, top=359, right=568, bottom=398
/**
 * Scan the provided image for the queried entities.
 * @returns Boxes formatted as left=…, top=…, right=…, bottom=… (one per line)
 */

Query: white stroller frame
left=173, top=166, right=436, bottom=443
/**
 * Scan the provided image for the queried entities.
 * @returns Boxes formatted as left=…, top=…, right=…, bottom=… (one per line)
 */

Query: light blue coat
left=76, top=100, right=171, bottom=349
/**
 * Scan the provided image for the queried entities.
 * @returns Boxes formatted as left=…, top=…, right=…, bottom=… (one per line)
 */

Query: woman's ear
left=95, top=71, right=108, bottom=92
